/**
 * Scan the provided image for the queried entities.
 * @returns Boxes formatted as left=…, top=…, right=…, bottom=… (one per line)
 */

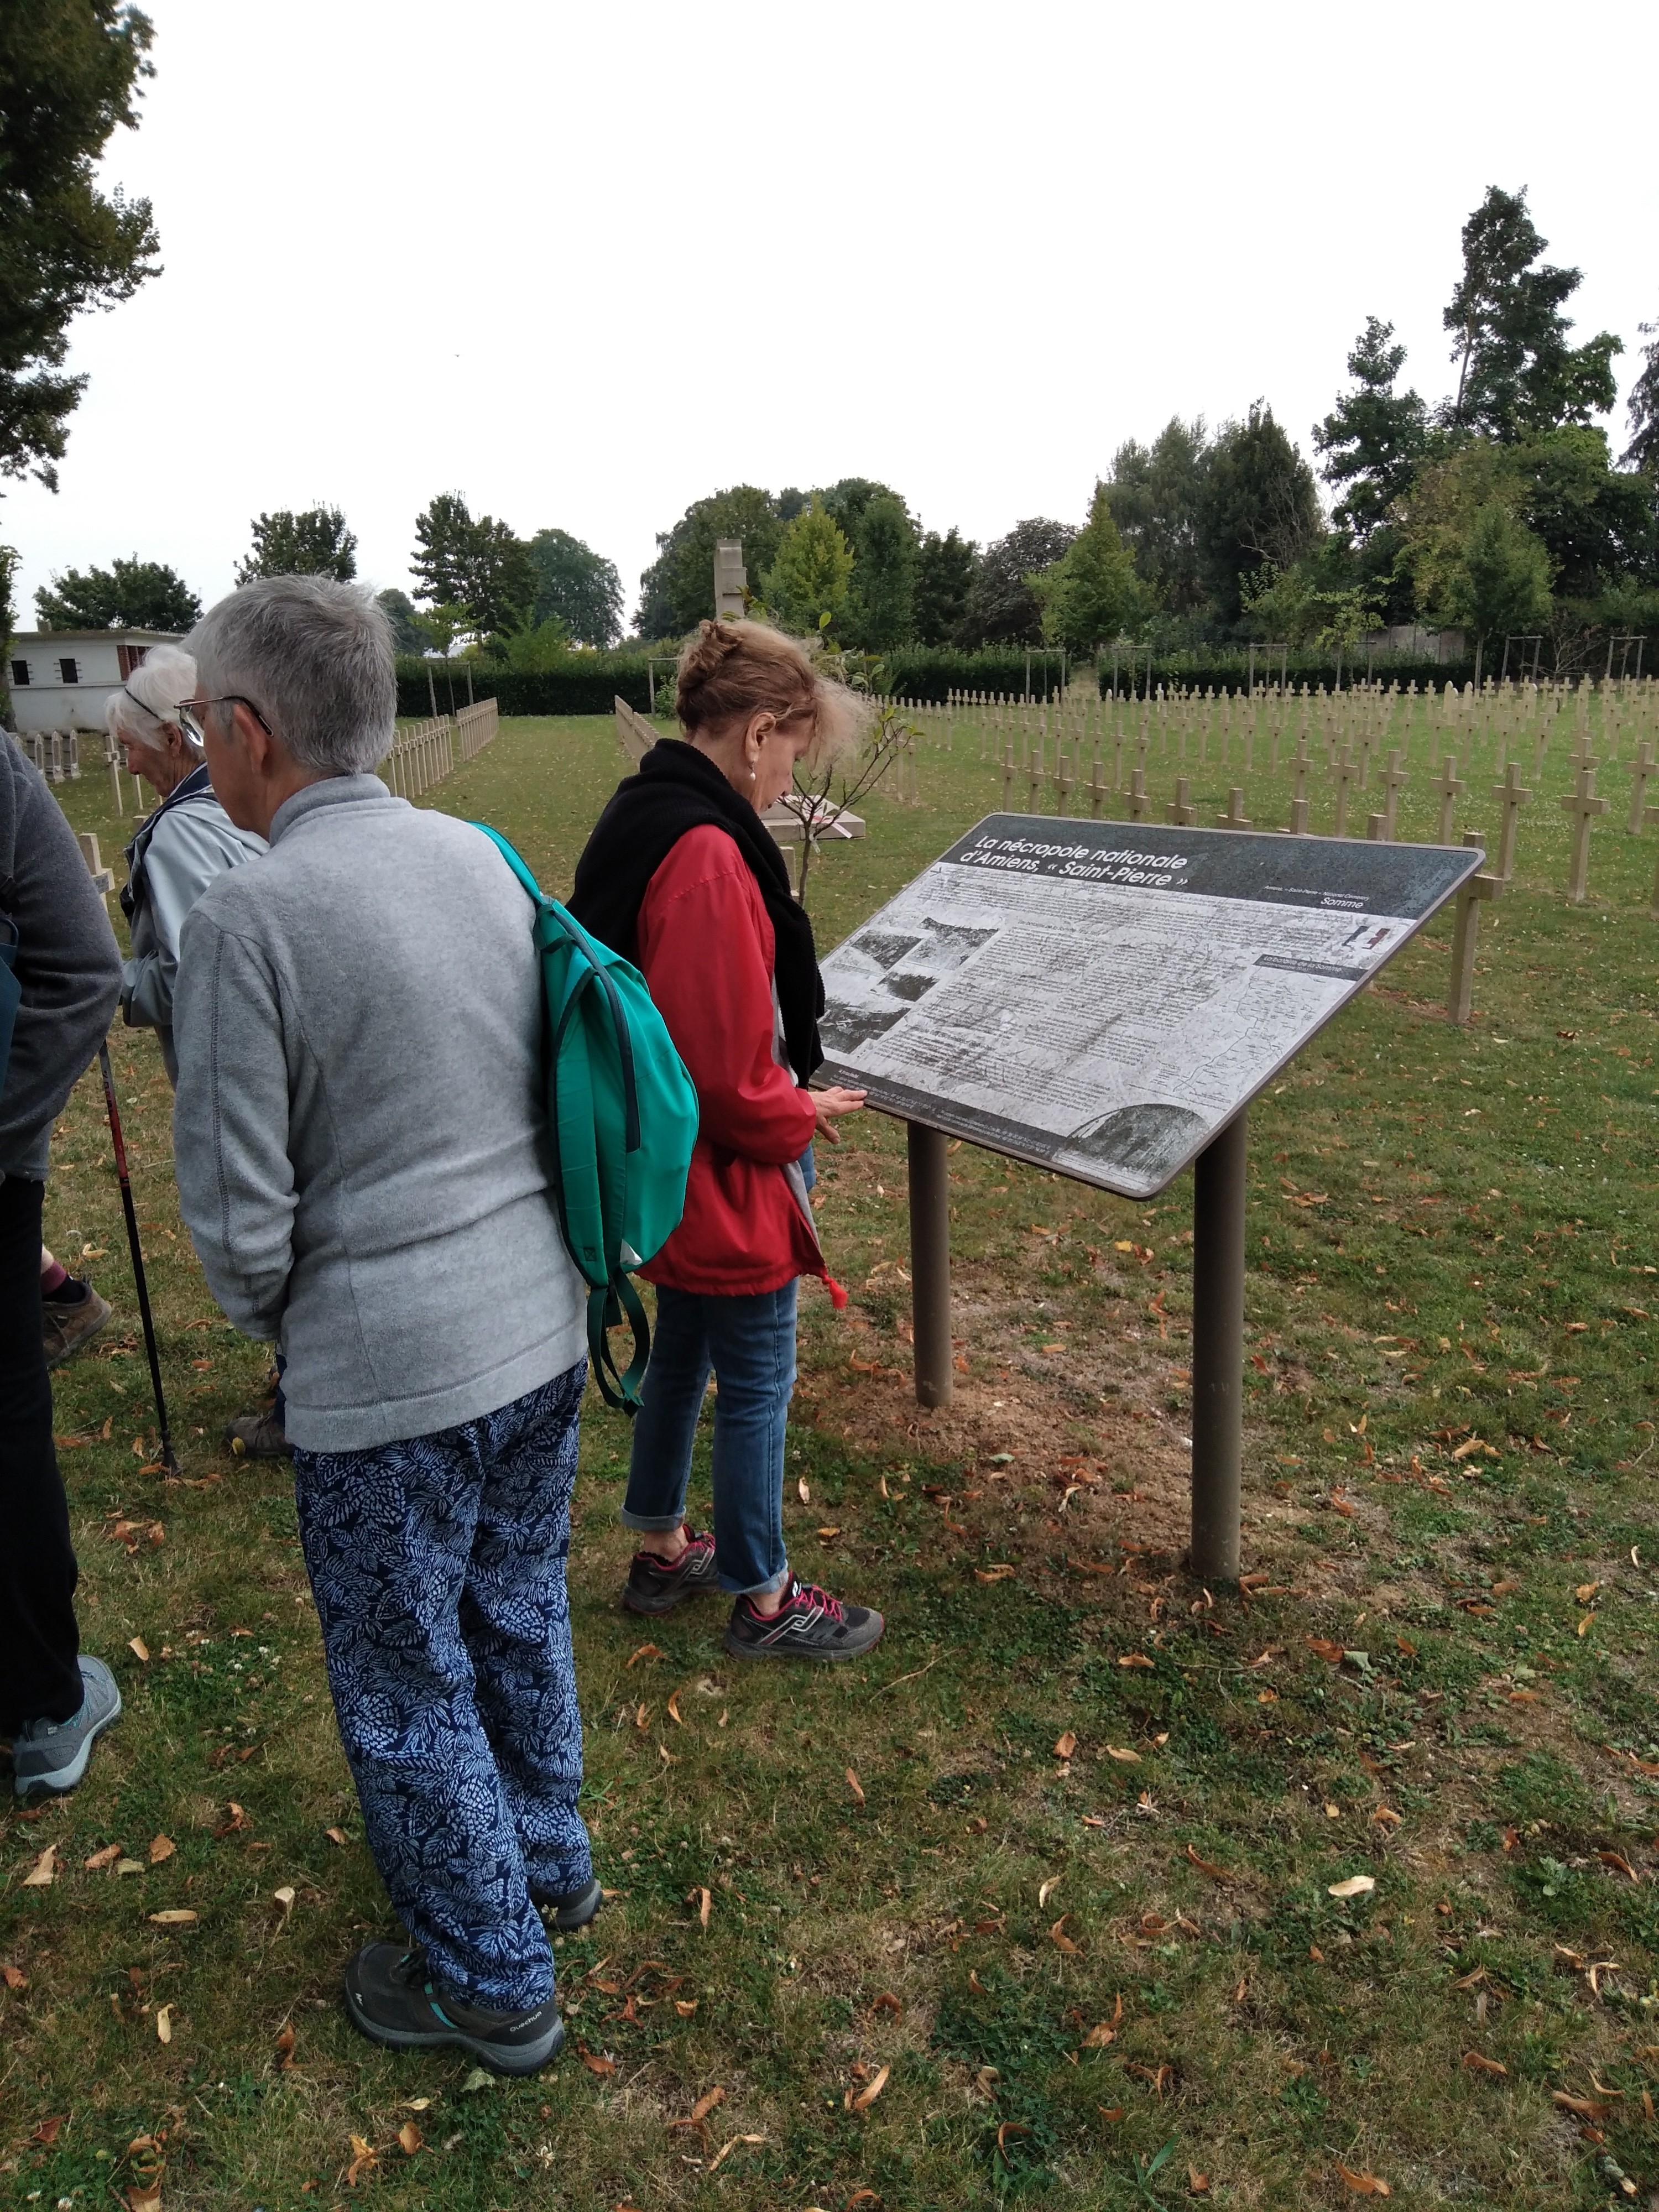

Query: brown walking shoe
left=43, top=1283, right=113, bottom=1369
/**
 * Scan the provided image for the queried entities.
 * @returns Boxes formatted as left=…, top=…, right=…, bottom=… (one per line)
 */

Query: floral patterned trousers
left=292, top=1360, right=589, bottom=2011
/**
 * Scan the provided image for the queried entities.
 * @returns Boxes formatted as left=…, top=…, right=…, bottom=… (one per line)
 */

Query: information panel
left=817, top=816, right=1484, bottom=1199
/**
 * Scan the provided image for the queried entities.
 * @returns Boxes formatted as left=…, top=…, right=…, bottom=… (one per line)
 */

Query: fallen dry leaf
left=850, top=2062, right=890, bottom=2111
left=1306, top=1637, right=1345, bottom=1663
left=1575, top=1581, right=1600, bottom=1604
left=1082, top=2022, right=1116, bottom=2048
left=1190, top=2170, right=1211, bottom=2196
left=666, top=1691, right=684, bottom=1726
left=1598, top=1850, right=1640, bottom=1881
left=1053, top=1731, right=1078, bottom=1759
left=797, top=1475, right=810, bottom=1504
left=997, top=2120, right=1030, bottom=2156
left=84, top=1841, right=122, bottom=1870
left=690, top=1885, right=712, bottom=1931
left=579, top=2047, right=617, bottom=2077
left=1050, top=1914, right=1081, bottom=1953
left=1328, top=1875, right=1376, bottom=1899
left=155, top=2004, right=172, bottom=2043
left=1118, top=1653, right=1154, bottom=1669
left=1462, top=2051, right=1507, bottom=2077
left=2, top=1963, right=28, bottom=1989
left=976, top=1564, right=1015, bottom=1582
left=1106, top=1745, right=1141, bottom=1764
left=275, top=2023, right=296, bottom=2069
left=1334, top=2164, right=1391, bottom=2197
left=707, top=2132, right=765, bottom=2172
left=397, top=2121, right=422, bottom=2155
left=129, top=1636, right=150, bottom=1662
left=273, top=1886, right=296, bottom=1913
left=147, top=1909, right=198, bottom=1927
left=675, top=1999, right=698, bottom=2017
left=1185, top=1844, right=1231, bottom=1882
left=345, top=2131, right=378, bottom=2185
left=846, top=1768, right=866, bottom=1807
left=688, top=2085, right=725, bottom=2124
left=326, top=1827, right=348, bottom=1848
left=33, top=2115, right=65, bottom=2145
left=1552, top=2090, right=1611, bottom=2120
left=625, top=1643, right=663, bottom=1669
left=21, top=1845, right=58, bottom=1888
left=1039, top=1875, right=1062, bottom=1907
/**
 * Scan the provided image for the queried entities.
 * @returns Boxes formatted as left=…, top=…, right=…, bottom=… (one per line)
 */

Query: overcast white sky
left=8, top=0, right=1657, bottom=633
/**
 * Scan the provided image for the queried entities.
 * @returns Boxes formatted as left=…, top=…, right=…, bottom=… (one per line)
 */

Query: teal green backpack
left=474, top=823, right=699, bottom=1412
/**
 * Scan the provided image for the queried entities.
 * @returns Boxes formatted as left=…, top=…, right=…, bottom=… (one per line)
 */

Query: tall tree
left=525, top=528, right=622, bottom=646
left=1443, top=499, right=1554, bottom=649
left=1625, top=321, right=1659, bottom=477
left=1032, top=484, right=1143, bottom=651
left=235, top=504, right=357, bottom=583
left=762, top=500, right=854, bottom=637
left=957, top=519, right=1075, bottom=646
left=1102, top=419, right=1208, bottom=611
left=912, top=526, right=977, bottom=646
left=1313, top=319, right=1432, bottom=540
left=1196, top=405, right=1322, bottom=624
left=0, top=4, right=160, bottom=491
left=1443, top=186, right=1621, bottom=441
left=411, top=492, right=533, bottom=640
left=841, top=491, right=917, bottom=651
left=34, top=554, right=197, bottom=630
left=637, top=486, right=784, bottom=639
left=375, top=587, right=426, bottom=655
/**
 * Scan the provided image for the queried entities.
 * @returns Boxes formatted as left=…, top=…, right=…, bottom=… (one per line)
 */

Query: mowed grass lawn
left=5, top=712, right=1659, bottom=2211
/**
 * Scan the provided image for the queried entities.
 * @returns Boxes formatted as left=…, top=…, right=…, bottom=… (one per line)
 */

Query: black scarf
left=568, top=739, right=824, bottom=1082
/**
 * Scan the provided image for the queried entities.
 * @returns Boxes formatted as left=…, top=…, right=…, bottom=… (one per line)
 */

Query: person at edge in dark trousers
left=103, top=643, right=277, bottom=1442
left=0, top=733, right=125, bottom=1798
left=171, top=577, right=593, bottom=2077
left=570, top=618, right=884, bottom=1663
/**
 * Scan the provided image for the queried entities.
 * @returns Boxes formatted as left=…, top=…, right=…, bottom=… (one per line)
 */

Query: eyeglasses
left=177, top=693, right=276, bottom=742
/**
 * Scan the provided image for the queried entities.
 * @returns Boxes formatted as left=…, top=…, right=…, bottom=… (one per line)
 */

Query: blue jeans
left=623, top=1280, right=798, bottom=1597
left=291, top=1361, right=588, bottom=2012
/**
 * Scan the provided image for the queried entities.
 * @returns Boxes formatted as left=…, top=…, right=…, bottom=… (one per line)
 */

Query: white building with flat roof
left=7, top=629, right=184, bottom=735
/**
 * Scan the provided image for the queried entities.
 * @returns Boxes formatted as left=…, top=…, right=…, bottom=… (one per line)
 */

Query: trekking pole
left=96, top=1040, right=179, bottom=1477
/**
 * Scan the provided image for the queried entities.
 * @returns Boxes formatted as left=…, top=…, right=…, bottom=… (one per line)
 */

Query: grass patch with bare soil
left=4, top=715, right=1657, bottom=2209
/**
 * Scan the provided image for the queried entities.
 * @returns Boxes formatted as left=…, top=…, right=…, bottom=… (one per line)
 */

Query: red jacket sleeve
left=638, top=827, right=817, bottom=1167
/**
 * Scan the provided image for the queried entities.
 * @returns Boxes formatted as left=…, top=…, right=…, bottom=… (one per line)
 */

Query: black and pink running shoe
left=622, top=1529, right=721, bottom=1615
left=723, top=1577, right=885, bottom=1662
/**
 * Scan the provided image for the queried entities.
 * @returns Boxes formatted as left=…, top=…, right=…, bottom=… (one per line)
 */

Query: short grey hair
left=106, top=642, right=200, bottom=749
left=185, top=576, right=395, bottom=775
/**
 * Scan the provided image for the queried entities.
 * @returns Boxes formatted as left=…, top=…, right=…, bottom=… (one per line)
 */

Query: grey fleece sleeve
left=0, top=746, right=123, bottom=1181
left=172, top=905, right=295, bottom=1340
left=123, top=806, right=259, bottom=1033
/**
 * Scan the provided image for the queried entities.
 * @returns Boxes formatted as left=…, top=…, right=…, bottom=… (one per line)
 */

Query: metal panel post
left=907, top=1121, right=952, bottom=1408
left=1190, top=1107, right=1247, bottom=1583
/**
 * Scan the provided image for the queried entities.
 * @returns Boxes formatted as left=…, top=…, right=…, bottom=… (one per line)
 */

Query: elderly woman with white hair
left=109, top=643, right=267, bottom=1087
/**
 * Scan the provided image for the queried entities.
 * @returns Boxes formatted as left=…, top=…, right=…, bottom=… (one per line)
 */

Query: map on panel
left=816, top=816, right=1484, bottom=1199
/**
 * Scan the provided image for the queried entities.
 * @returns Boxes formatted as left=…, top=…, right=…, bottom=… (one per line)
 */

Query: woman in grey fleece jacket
left=172, top=576, right=594, bottom=2077
left=0, top=734, right=126, bottom=1794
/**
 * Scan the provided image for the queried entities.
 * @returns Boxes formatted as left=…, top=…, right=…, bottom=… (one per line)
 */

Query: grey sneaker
left=533, top=1875, right=603, bottom=1932
left=343, top=1943, right=565, bottom=2077
left=225, top=1407, right=291, bottom=1459
left=42, top=1283, right=113, bottom=1369
left=13, top=1655, right=122, bottom=1798
left=622, top=1528, right=720, bottom=1614
left=723, top=1577, right=885, bottom=1662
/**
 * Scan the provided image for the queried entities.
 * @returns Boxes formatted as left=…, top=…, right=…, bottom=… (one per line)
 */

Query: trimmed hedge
left=879, top=646, right=1070, bottom=703
left=396, top=657, right=654, bottom=719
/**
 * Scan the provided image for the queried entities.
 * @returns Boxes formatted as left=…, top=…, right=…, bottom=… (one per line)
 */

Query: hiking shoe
left=43, top=1282, right=112, bottom=1369
left=225, top=1407, right=291, bottom=1460
left=533, top=1875, right=603, bottom=1932
left=13, top=1655, right=123, bottom=1799
left=343, top=1942, right=564, bottom=2076
left=724, top=1578, right=885, bottom=1663
left=622, top=1528, right=719, bottom=1615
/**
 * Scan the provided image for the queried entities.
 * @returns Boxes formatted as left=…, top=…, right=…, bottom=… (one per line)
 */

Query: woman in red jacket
left=570, top=620, right=882, bottom=1661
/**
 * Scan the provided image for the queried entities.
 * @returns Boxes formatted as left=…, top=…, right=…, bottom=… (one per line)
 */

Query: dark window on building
left=9, top=660, right=28, bottom=687
left=117, top=642, right=150, bottom=679
left=58, top=656, right=79, bottom=684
